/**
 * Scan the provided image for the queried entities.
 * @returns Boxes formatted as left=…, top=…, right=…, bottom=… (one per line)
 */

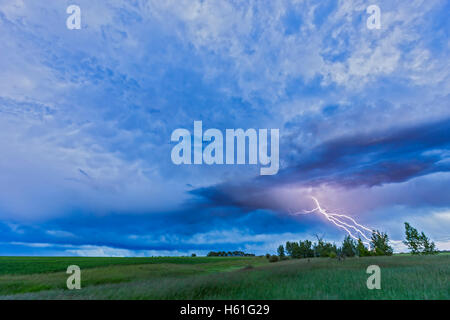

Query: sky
left=0, top=0, right=449, bottom=256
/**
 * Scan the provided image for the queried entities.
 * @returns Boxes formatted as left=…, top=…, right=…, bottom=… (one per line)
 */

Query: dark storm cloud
left=190, top=117, right=450, bottom=211
left=284, top=117, right=450, bottom=186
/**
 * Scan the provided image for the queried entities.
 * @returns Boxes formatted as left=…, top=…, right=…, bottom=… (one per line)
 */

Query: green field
left=0, top=254, right=448, bottom=299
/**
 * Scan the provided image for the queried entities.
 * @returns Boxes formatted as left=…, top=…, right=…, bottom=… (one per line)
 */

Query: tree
left=420, top=232, right=438, bottom=254
left=313, top=235, right=337, bottom=257
left=421, top=232, right=437, bottom=254
left=371, top=230, right=393, bottom=256
left=403, top=222, right=421, bottom=254
left=313, top=235, right=325, bottom=257
left=277, top=245, right=285, bottom=258
left=356, top=238, right=371, bottom=257
left=299, top=240, right=314, bottom=258
left=290, top=242, right=302, bottom=259
left=403, top=222, right=438, bottom=255
left=328, top=243, right=338, bottom=258
left=191, top=253, right=196, bottom=257
left=341, top=235, right=357, bottom=257
left=285, top=241, right=293, bottom=256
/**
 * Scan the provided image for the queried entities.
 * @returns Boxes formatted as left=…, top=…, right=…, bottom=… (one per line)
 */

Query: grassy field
left=0, top=254, right=448, bottom=299
left=0, top=256, right=247, bottom=276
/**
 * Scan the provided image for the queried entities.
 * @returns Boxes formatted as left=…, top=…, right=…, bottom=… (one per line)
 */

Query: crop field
left=0, top=254, right=448, bottom=299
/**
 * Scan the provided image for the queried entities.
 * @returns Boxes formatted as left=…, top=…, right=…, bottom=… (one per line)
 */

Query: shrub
left=269, top=255, right=279, bottom=263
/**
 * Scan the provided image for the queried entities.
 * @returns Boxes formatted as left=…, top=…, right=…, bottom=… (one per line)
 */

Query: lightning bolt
left=290, top=196, right=377, bottom=249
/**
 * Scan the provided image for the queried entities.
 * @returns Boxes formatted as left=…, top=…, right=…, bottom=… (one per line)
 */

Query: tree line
left=268, top=222, right=438, bottom=262
left=207, top=250, right=255, bottom=257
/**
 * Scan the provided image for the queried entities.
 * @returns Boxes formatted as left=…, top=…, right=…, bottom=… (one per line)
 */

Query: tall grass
left=1, top=255, right=448, bottom=299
